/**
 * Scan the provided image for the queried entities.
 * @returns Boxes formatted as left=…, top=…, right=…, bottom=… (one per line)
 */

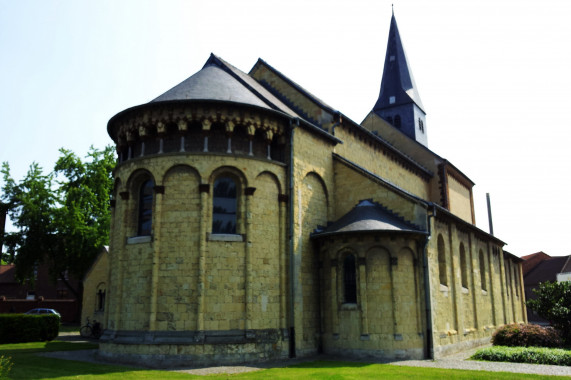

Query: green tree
left=1, top=146, right=115, bottom=299
left=526, top=281, right=571, bottom=344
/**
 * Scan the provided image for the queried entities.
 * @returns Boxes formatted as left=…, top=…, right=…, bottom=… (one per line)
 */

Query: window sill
left=340, top=303, right=358, bottom=311
left=481, top=289, right=488, bottom=296
left=127, top=236, right=152, bottom=244
left=208, top=234, right=244, bottom=242
left=461, top=287, right=469, bottom=294
left=439, top=284, right=449, bottom=292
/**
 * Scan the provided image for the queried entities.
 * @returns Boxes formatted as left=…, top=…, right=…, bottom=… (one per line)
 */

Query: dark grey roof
left=312, top=199, right=424, bottom=238
left=151, top=54, right=300, bottom=119
left=373, top=13, right=425, bottom=112
left=524, top=255, right=570, bottom=285
left=151, top=63, right=271, bottom=108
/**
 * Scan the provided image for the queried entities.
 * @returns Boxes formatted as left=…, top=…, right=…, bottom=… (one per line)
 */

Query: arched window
left=96, top=283, right=106, bottom=312
left=479, top=250, right=487, bottom=291
left=212, top=177, right=237, bottom=234
left=514, top=266, right=519, bottom=297
left=438, top=235, right=447, bottom=286
left=343, top=254, right=357, bottom=303
left=460, top=244, right=468, bottom=288
left=138, top=179, right=154, bottom=236
left=394, top=115, right=401, bottom=128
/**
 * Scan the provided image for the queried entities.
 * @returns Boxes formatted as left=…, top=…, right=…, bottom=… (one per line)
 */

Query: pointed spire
left=374, top=13, right=424, bottom=112
left=372, top=11, right=428, bottom=146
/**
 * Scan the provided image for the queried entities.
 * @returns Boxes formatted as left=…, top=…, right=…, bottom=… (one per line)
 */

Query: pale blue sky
left=1, top=0, right=570, bottom=257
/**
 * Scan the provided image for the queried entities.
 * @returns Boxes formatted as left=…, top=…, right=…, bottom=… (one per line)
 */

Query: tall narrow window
left=212, top=177, right=237, bottom=234
left=343, top=254, right=357, bottom=303
left=479, top=250, right=487, bottom=291
left=438, top=235, right=447, bottom=286
left=394, top=115, right=401, bottom=128
left=138, top=179, right=154, bottom=236
left=460, top=244, right=468, bottom=288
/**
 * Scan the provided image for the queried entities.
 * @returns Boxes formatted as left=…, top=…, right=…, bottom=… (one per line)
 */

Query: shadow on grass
left=0, top=341, right=97, bottom=354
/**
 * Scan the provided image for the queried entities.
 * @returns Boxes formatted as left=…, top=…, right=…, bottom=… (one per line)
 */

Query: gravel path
left=44, top=334, right=571, bottom=377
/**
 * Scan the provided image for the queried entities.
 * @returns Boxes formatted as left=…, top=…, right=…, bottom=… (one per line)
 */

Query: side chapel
left=94, top=12, right=526, bottom=367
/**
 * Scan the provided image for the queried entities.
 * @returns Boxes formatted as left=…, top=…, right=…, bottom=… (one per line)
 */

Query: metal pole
left=486, top=193, right=494, bottom=236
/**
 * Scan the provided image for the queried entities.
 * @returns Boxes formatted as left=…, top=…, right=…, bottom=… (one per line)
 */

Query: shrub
left=472, top=346, right=571, bottom=366
left=492, top=323, right=563, bottom=348
left=527, top=281, right=571, bottom=344
left=0, top=314, right=60, bottom=344
left=0, top=355, right=13, bottom=378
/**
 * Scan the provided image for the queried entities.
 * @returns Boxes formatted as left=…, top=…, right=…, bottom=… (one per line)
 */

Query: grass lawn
left=1, top=341, right=569, bottom=379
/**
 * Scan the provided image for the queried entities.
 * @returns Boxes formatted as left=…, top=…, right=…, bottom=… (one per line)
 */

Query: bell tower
left=373, top=11, right=427, bottom=146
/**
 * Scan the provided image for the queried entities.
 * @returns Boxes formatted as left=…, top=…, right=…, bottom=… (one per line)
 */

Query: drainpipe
left=422, top=205, right=436, bottom=359
left=288, top=117, right=299, bottom=358
left=330, top=112, right=342, bottom=136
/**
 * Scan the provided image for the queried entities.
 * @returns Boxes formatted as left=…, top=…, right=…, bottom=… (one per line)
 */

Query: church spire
left=373, top=12, right=427, bottom=146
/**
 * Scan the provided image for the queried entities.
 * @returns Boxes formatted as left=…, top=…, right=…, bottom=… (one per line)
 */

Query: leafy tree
left=1, top=146, right=115, bottom=299
left=526, top=281, right=571, bottom=344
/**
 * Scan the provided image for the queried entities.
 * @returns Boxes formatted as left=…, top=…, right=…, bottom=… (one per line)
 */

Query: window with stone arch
left=212, top=176, right=238, bottom=234
left=343, top=254, right=357, bottom=304
left=479, top=250, right=487, bottom=291
left=437, top=235, right=447, bottom=286
left=460, top=243, right=468, bottom=288
left=137, top=178, right=154, bottom=236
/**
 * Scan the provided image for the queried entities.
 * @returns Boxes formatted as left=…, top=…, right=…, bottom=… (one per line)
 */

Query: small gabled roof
left=312, top=199, right=425, bottom=238
left=373, top=12, right=425, bottom=113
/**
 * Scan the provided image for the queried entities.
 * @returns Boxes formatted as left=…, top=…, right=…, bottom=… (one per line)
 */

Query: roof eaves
left=431, top=203, right=506, bottom=246
left=338, top=115, right=433, bottom=179
left=252, top=58, right=339, bottom=116
left=333, top=154, right=430, bottom=207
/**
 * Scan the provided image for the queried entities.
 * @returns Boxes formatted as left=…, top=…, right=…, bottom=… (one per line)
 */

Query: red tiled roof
left=0, top=265, right=17, bottom=283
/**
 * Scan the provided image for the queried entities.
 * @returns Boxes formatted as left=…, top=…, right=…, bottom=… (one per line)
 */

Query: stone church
left=94, top=12, right=526, bottom=367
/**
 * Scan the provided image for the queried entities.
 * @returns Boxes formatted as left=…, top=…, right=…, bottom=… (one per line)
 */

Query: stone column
left=202, top=119, right=212, bottom=152
left=197, top=184, right=209, bottom=330
left=178, top=120, right=188, bottom=152
left=149, top=185, right=164, bottom=331
left=358, top=257, right=369, bottom=337
left=330, top=258, right=339, bottom=335
left=244, top=187, right=256, bottom=331
left=278, top=194, right=288, bottom=332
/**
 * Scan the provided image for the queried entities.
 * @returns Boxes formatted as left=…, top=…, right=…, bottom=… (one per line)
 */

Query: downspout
left=288, top=117, right=299, bottom=358
left=422, top=204, right=436, bottom=359
left=330, top=112, right=342, bottom=136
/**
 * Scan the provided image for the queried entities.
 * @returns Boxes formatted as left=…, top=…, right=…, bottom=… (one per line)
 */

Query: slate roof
left=373, top=13, right=425, bottom=113
left=151, top=54, right=300, bottom=118
left=312, top=199, right=425, bottom=238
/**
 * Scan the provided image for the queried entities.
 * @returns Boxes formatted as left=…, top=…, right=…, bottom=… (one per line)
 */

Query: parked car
left=25, top=308, right=61, bottom=318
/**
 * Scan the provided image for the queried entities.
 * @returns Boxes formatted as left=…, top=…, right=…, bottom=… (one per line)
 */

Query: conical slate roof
left=150, top=54, right=300, bottom=118
left=312, top=199, right=424, bottom=237
left=151, top=62, right=271, bottom=108
left=373, top=13, right=424, bottom=112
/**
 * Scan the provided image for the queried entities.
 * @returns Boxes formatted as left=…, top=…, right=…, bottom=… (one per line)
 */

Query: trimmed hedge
left=492, top=323, right=563, bottom=348
left=0, top=314, right=60, bottom=344
left=472, top=346, right=571, bottom=366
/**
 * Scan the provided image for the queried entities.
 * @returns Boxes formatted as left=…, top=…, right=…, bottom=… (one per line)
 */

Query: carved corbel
left=156, top=121, right=167, bottom=135
left=177, top=119, right=188, bottom=133
left=202, top=119, right=212, bottom=131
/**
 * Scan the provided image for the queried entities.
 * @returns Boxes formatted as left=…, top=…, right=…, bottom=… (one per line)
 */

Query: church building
left=96, top=12, right=526, bottom=367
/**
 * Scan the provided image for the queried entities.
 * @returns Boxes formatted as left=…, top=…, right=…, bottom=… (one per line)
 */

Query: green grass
left=1, top=342, right=569, bottom=379
left=472, top=346, right=571, bottom=366
left=59, top=324, right=81, bottom=334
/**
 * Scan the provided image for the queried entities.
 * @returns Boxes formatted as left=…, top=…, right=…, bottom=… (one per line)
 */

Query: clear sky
left=1, top=0, right=570, bottom=257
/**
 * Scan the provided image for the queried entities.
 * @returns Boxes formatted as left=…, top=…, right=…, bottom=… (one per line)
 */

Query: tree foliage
left=1, top=146, right=115, bottom=298
left=526, top=281, right=571, bottom=344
